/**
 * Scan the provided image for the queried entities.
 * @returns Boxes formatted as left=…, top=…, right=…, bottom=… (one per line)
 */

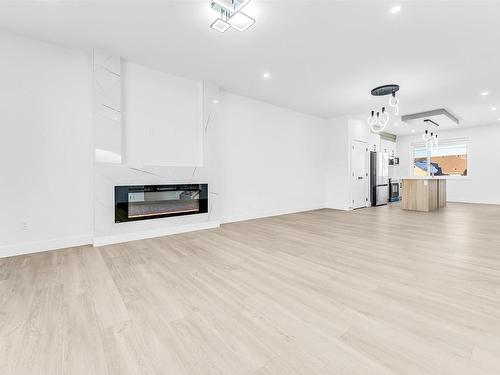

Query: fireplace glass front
left=115, top=184, right=208, bottom=223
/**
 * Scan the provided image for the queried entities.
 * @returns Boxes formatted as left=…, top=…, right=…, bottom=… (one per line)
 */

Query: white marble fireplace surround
left=93, top=51, right=219, bottom=250
left=92, top=51, right=221, bottom=247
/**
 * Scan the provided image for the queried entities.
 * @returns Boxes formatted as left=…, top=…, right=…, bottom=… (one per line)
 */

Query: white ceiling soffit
left=0, top=1, right=500, bottom=136
left=402, top=109, right=460, bottom=132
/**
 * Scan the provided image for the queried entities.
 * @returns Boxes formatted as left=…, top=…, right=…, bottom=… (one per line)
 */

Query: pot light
left=228, top=12, right=255, bottom=32
left=389, top=5, right=401, bottom=14
left=262, top=72, right=271, bottom=80
left=481, top=91, right=489, bottom=96
left=212, top=98, right=219, bottom=104
left=492, top=107, right=497, bottom=111
left=411, top=129, right=416, bottom=133
left=210, top=18, right=230, bottom=33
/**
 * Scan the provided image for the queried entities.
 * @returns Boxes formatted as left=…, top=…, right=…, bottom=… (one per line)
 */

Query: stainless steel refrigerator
left=370, top=152, right=389, bottom=206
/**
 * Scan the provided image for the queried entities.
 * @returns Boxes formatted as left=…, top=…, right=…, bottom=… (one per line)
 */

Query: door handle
left=358, top=176, right=364, bottom=180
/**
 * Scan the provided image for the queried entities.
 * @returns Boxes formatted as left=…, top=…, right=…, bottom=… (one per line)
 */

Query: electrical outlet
left=19, top=221, right=28, bottom=231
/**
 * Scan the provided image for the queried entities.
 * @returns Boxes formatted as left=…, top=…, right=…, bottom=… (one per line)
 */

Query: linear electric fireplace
left=115, top=184, right=208, bottom=223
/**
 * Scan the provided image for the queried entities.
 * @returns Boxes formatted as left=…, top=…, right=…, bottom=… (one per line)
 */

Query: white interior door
left=351, top=140, right=369, bottom=209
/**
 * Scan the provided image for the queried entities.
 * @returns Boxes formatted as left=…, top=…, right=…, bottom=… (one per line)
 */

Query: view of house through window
left=430, top=144, right=468, bottom=176
left=413, top=147, right=429, bottom=176
left=413, top=141, right=468, bottom=177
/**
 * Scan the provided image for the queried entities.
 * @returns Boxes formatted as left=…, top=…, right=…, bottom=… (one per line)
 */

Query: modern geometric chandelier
left=210, top=0, right=255, bottom=33
left=367, top=84, right=400, bottom=132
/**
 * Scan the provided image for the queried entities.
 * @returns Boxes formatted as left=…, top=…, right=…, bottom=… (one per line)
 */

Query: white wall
left=396, top=123, right=500, bottom=205
left=212, top=92, right=328, bottom=223
left=123, top=62, right=203, bottom=167
left=0, top=32, right=93, bottom=256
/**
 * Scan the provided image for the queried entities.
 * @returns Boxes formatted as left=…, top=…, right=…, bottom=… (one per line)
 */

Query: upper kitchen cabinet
left=380, top=138, right=397, bottom=158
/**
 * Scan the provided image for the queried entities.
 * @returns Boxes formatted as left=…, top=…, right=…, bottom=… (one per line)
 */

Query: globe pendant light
left=425, top=132, right=434, bottom=150
left=422, top=130, right=431, bottom=141
left=431, top=133, right=439, bottom=151
left=389, top=91, right=399, bottom=115
left=368, top=107, right=389, bottom=133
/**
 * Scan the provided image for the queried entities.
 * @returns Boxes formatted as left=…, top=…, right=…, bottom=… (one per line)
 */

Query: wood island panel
left=402, top=178, right=447, bottom=212
left=438, top=179, right=447, bottom=208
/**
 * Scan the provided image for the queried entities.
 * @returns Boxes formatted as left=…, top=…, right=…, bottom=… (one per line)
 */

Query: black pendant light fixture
left=367, top=84, right=400, bottom=132
left=371, top=84, right=400, bottom=97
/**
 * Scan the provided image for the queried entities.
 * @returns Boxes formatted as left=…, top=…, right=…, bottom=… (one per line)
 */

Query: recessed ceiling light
left=228, top=12, right=255, bottom=32
left=389, top=5, right=401, bottom=14
left=212, top=99, right=219, bottom=104
left=262, top=72, right=271, bottom=80
left=492, top=107, right=497, bottom=111
left=411, top=129, right=416, bottom=133
left=210, top=18, right=230, bottom=33
left=481, top=91, right=489, bottom=96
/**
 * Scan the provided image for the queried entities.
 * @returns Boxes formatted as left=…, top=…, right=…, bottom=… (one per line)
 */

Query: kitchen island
left=401, top=178, right=446, bottom=212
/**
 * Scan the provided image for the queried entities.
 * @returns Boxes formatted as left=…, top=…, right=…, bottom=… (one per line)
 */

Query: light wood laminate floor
left=1, top=203, right=500, bottom=375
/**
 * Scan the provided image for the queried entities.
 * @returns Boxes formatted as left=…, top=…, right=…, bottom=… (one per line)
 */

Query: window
left=412, top=138, right=468, bottom=177
left=413, top=147, right=429, bottom=176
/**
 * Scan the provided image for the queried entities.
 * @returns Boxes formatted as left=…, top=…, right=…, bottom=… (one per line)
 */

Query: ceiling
left=1, top=0, right=499, bottom=135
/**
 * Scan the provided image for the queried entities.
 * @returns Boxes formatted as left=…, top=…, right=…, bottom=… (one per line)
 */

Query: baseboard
left=0, top=235, right=93, bottom=258
left=447, top=199, right=500, bottom=206
left=326, top=205, right=352, bottom=211
left=93, top=220, right=221, bottom=247
left=220, top=205, right=327, bottom=224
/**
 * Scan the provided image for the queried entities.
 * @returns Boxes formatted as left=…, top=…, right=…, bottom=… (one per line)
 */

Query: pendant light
left=425, top=131, right=439, bottom=151
left=389, top=91, right=399, bottom=115
left=432, top=133, right=439, bottom=151
left=368, top=107, right=389, bottom=133
left=425, top=132, right=434, bottom=150
left=368, top=84, right=400, bottom=132
left=422, top=130, right=431, bottom=141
